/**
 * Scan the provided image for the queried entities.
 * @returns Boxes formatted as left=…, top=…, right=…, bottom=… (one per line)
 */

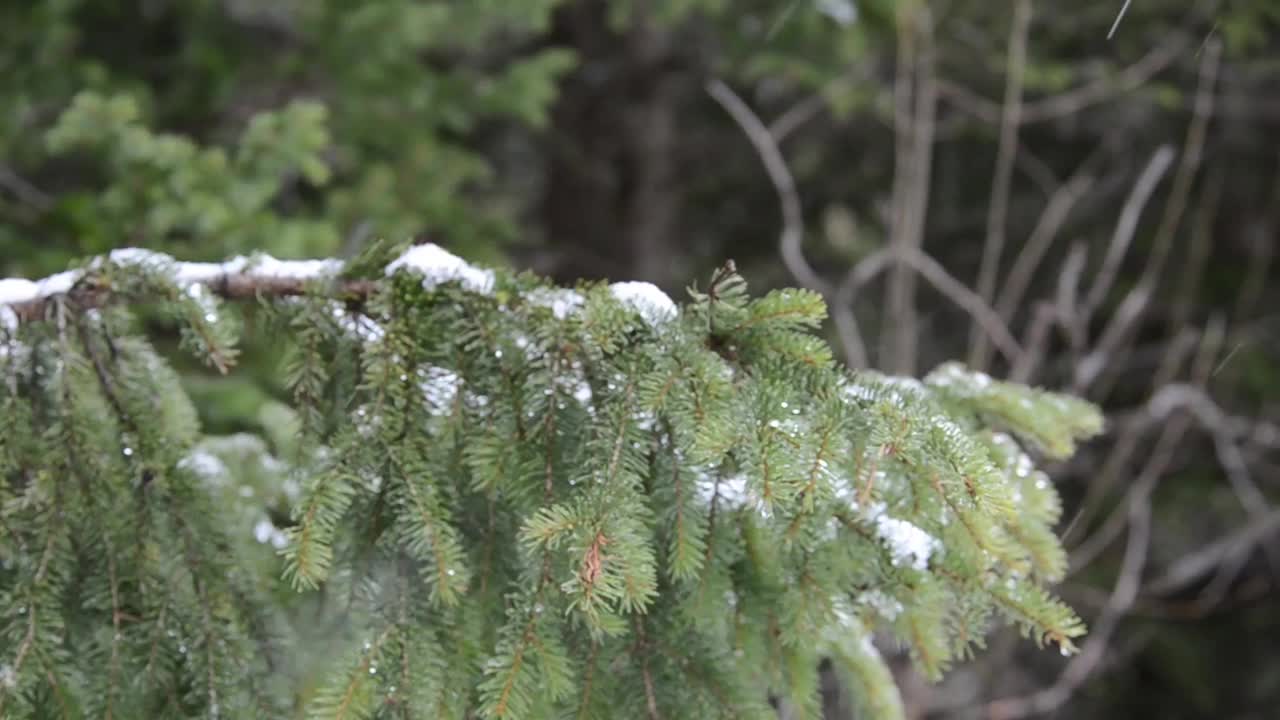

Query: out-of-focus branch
left=706, top=79, right=830, bottom=298
left=1081, top=146, right=1176, bottom=319
left=1149, top=383, right=1280, bottom=578
left=1076, top=42, right=1221, bottom=393
left=707, top=77, right=876, bottom=368
left=1009, top=301, right=1056, bottom=384
left=1168, top=167, right=1223, bottom=334
left=0, top=164, right=53, bottom=211
left=937, top=33, right=1189, bottom=125
left=970, top=0, right=1032, bottom=371
left=988, top=317, right=1225, bottom=720
left=1063, top=327, right=1198, bottom=549
left=995, top=171, right=1093, bottom=327
left=1144, top=508, right=1280, bottom=598
left=884, top=4, right=937, bottom=375
left=837, top=246, right=1024, bottom=367
left=769, top=65, right=871, bottom=144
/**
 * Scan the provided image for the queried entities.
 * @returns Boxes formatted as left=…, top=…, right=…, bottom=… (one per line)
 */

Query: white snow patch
left=108, top=247, right=173, bottom=268
left=177, top=257, right=248, bottom=283
left=385, top=243, right=494, bottom=295
left=178, top=450, right=229, bottom=483
left=330, top=301, right=385, bottom=343
left=610, top=281, right=677, bottom=326
left=881, top=375, right=925, bottom=393
left=858, top=589, right=904, bottom=621
left=696, top=470, right=751, bottom=509
left=244, top=254, right=342, bottom=280
left=0, top=306, right=17, bottom=334
left=36, top=270, right=79, bottom=297
left=817, top=0, right=859, bottom=25
left=527, top=287, right=585, bottom=320
left=1014, top=452, right=1034, bottom=478
left=0, top=279, right=39, bottom=307
left=571, top=378, right=593, bottom=406
left=419, top=366, right=462, bottom=415
left=871, top=505, right=940, bottom=571
left=253, top=518, right=290, bottom=549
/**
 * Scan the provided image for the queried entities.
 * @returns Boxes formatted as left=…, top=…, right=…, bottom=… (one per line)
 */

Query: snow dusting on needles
left=385, top=243, right=494, bottom=295
left=610, top=281, right=677, bottom=326
left=871, top=505, right=941, bottom=571
left=419, top=366, right=462, bottom=415
left=527, top=287, right=585, bottom=320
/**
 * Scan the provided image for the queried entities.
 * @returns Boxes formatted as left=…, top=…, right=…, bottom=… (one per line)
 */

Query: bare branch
left=1148, top=383, right=1280, bottom=578
left=1055, top=242, right=1089, bottom=358
left=1144, top=508, right=1280, bottom=598
left=938, top=34, right=1189, bottom=125
left=1009, top=302, right=1056, bottom=384
left=705, top=79, right=829, bottom=296
left=970, top=0, right=1032, bottom=370
left=769, top=64, right=872, bottom=143
left=1063, top=327, right=1198, bottom=549
left=988, top=317, right=1225, bottom=720
left=1148, top=39, right=1220, bottom=280
left=884, top=5, right=937, bottom=375
left=995, top=172, right=1093, bottom=328
left=0, top=164, right=53, bottom=211
left=839, top=246, right=1024, bottom=367
left=1168, top=167, right=1222, bottom=334
left=1081, top=146, right=1176, bottom=319
left=1076, top=44, right=1220, bottom=391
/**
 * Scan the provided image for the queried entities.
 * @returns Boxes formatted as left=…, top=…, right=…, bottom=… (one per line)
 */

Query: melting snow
left=870, top=505, right=941, bottom=571
left=695, top=469, right=751, bottom=509
left=253, top=518, right=290, bottom=549
left=610, top=281, right=677, bottom=326
left=243, top=254, right=341, bottom=279
left=178, top=450, right=229, bottom=483
left=858, top=589, right=904, bottom=621
left=527, top=287, right=585, bottom=319
left=0, top=279, right=39, bottom=307
left=385, top=243, right=494, bottom=295
left=420, top=366, right=462, bottom=415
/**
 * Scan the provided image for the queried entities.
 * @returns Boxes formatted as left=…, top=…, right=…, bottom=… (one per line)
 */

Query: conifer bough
left=0, top=243, right=1103, bottom=719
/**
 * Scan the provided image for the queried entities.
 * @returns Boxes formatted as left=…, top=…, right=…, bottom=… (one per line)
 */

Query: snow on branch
left=0, top=244, right=678, bottom=329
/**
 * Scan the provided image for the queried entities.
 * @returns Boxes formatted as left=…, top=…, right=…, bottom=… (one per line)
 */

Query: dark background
left=2, top=1, right=1278, bottom=717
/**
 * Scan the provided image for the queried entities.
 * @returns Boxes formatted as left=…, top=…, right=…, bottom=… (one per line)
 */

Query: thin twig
left=705, top=79, right=829, bottom=296
left=884, top=4, right=937, bottom=374
left=1107, top=0, right=1134, bottom=39
left=995, top=172, right=1094, bottom=327
left=0, top=164, right=53, bottom=211
left=836, top=246, right=1024, bottom=367
left=1009, top=302, right=1056, bottom=384
left=1069, top=320, right=1218, bottom=573
left=970, top=0, right=1032, bottom=370
left=988, top=317, right=1224, bottom=720
left=1168, top=167, right=1223, bottom=335
left=1148, top=383, right=1280, bottom=578
left=1143, top=508, right=1280, bottom=598
left=1075, top=42, right=1221, bottom=393
left=1082, top=145, right=1176, bottom=319
left=1063, top=328, right=1197, bottom=548
left=769, top=64, right=871, bottom=143
left=937, top=34, right=1188, bottom=125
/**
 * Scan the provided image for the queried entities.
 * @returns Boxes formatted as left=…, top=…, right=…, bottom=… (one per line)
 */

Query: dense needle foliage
left=0, top=243, right=1101, bottom=719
